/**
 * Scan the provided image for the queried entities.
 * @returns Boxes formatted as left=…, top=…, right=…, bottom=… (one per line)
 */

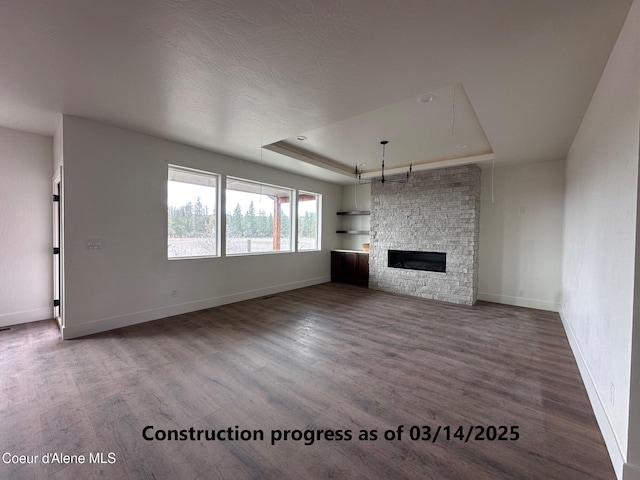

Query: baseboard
left=624, top=462, right=640, bottom=480
left=477, top=292, right=560, bottom=312
left=61, top=276, right=329, bottom=340
left=0, top=307, right=52, bottom=328
left=559, top=308, right=625, bottom=480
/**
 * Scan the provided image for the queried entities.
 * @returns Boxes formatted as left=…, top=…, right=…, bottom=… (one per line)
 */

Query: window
left=167, top=165, right=218, bottom=259
left=297, top=191, right=321, bottom=251
left=226, top=177, right=293, bottom=255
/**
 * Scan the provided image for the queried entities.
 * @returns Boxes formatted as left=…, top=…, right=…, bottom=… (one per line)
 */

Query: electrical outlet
left=171, top=290, right=178, bottom=298
left=518, top=290, right=524, bottom=297
left=610, top=382, right=615, bottom=405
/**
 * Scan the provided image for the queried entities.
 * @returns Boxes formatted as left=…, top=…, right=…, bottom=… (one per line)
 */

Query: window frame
left=297, top=190, right=322, bottom=252
left=225, top=176, right=295, bottom=256
left=167, top=164, right=220, bottom=260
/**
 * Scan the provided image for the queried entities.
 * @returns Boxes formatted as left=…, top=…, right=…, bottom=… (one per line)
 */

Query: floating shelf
left=336, top=211, right=370, bottom=236
left=336, top=211, right=370, bottom=216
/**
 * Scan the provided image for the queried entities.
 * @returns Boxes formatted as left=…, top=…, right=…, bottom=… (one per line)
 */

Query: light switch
left=87, top=239, right=103, bottom=249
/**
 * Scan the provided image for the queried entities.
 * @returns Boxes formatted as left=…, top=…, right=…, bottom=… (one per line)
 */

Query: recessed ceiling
left=0, top=0, right=633, bottom=184
left=265, top=83, right=494, bottom=177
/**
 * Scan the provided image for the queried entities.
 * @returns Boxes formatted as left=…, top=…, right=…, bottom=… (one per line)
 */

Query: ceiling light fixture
left=296, top=135, right=307, bottom=141
left=355, top=141, right=412, bottom=185
left=417, top=94, right=435, bottom=104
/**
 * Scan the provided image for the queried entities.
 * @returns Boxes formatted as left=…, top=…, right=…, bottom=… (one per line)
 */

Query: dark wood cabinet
left=331, top=251, right=369, bottom=287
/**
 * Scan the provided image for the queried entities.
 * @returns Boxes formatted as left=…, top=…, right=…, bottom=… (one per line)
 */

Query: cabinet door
left=331, top=251, right=355, bottom=282
left=355, top=254, right=369, bottom=286
left=331, top=251, right=369, bottom=286
left=331, top=251, right=342, bottom=282
left=343, top=253, right=357, bottom=283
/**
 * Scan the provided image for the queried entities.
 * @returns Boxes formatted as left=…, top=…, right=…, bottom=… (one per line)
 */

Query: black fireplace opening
left=388, top=250, right=446, bottom=272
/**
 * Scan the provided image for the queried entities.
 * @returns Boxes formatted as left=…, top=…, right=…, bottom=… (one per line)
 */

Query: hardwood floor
left=0, top=283, right=613, bottom=479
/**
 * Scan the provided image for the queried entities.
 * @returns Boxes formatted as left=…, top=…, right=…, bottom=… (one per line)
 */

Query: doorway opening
left=52, top=168, right=62, bottom=331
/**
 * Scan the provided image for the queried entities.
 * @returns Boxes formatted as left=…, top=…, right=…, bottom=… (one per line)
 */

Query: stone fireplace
left=369, top=164, right=480, bottom=305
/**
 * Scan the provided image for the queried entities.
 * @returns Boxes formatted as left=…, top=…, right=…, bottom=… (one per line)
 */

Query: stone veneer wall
left=369, top=164, right=480, bottom=305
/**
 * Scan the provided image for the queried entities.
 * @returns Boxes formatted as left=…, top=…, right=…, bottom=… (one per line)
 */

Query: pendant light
left=355, top=141, right=412, bottom=184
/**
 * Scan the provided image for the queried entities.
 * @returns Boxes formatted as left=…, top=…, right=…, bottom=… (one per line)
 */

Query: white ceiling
left=266, top=82, right=494, bottom=178
left=0, top=0, right=633, bottom=184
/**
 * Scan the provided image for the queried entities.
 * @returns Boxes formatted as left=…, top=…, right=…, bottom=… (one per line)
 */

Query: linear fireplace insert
left=388, top=250, right=446, bottom=272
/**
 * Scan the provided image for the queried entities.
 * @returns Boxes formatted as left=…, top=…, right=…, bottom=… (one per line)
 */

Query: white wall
left=342, top=163, right=565, bottom=310
left=0, top=126, right=53, bottom=327
left=339, top=183, right=371, bottom=251
left=53, top=119, right=63, bottom=174
left=478, top=160, right=565, bottom=311
left=561, top=0, right=640, bottom=477
left=60, top=116, right=341, bottom=339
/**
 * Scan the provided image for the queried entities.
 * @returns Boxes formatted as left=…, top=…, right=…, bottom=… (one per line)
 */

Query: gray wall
left=0, top=126, right=53, bottom=327
left=478, top=159, right=565, bottom=311
left=60, top=115, right=342, bottom=339
left=561, top=0, right=640, bottom=476
left=343, top=160, right=566, bottom=311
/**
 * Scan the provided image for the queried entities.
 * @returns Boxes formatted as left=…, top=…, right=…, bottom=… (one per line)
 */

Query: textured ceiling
left=0, top=0, right=633, bottom=184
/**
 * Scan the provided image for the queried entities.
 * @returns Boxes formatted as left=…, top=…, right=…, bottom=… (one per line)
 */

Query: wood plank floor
left=0, top=283, right=613, bottom=479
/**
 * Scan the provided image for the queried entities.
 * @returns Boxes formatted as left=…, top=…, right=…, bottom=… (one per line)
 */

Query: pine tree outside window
left=297, top=191, right=321, bottom=251
left=168, top=165, right=219, bottom=259
left=225, top=177, right=293, bottom=255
